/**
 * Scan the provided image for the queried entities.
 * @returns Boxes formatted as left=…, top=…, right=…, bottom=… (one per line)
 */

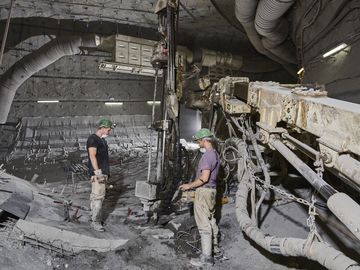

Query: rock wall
left=291, top=0, right=360, bottom=103
left=1, top=35, right=162, bottom=122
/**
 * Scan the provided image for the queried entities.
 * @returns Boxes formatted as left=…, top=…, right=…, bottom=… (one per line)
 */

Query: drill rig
left=207, top=77, right=360, bottom=269
left=135, top=0, right=183, bottom=214
left=134, top=1, right=360, bottom=269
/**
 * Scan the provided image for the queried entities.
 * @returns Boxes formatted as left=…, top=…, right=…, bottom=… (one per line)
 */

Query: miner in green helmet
left=98, top=118, right=115, bottom=129
left=86, top=118, right=115, bottom=232
left=179, top=128, right=221, bottom=266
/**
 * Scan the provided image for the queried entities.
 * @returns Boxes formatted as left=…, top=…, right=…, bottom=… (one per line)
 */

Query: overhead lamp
left=105, top=102, right=123, bottom=106
left=99, top=61, right=162, bottom=77
left=116, top=66, right=133, bottom=71
left=147, top=101, right=161, bottom=105
left=322, top=43, right=348, bottom=58
left=37, top=100, right=59, bottom=103
left=297, top=67, right=304, bottom=75
left=141, top=68, right=156, bottom=75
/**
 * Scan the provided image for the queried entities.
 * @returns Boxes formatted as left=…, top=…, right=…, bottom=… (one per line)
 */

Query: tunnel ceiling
left=3, top=0, right=360, bottom=107
left=0, top=0, right=253, bottom=53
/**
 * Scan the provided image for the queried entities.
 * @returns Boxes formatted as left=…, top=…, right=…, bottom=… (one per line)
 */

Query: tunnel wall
left=0, top=35, right=162, bottom=122
left=291, top=0, right=360, bottom=103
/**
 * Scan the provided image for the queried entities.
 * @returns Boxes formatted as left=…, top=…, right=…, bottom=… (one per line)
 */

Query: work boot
left=91, top=221, right=105, bottom=232
left=190, top=232, right=214, bottom=266
left=190, top=254, right=214, bottom=267
left=213, top=246, right=224, bottom=260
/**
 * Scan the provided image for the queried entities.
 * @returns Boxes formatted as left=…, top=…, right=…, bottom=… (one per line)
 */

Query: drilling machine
left=204, top=77, right=360, bottom=268
left=134, top=2, right=360, bottom=267
left=135, top=0, right=183, bottom=216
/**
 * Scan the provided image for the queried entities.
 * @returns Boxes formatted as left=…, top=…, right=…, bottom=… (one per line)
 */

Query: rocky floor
left=0, top=156, right=359, bottom=270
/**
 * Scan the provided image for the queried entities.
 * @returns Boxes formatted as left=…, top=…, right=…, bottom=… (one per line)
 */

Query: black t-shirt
left=86, top=134, right=110, bottom=176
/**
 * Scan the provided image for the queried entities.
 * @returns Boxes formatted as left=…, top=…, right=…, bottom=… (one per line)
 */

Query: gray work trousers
left=90, top=176, right=106, bottom=222
left=194, top=187, right=219, bottom=250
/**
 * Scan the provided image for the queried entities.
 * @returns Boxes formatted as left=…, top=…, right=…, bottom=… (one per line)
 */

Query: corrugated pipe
left=255, top=0, right=297, bottom=64
left=234, top=0, right=297, bottom=77
left=236, top=180, right=360, bottom=270
left=179, top=47, right=280, bottom=73
left=0, top=35, right=100, bottom=124
left=235, top=0, right=273, bottom=56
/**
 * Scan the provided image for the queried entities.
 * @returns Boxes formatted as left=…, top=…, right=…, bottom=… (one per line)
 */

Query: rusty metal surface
left=214, top=79, right=360, bottom=189
left=248, top=81, right=360, bottom=157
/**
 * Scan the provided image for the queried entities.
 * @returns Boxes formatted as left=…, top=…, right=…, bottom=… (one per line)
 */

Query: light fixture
left=297, top=67, right=304, bottom=75
left=105, top=102, right=123, bottom=106
left=141, top=68, right=156, bottom=75
left=99, top=61, right=162, bottom=77
left=322, top=43, right=348, bottom=58
left=147, top=101, right=161, bottom=105
left=37, top=100, right=59, bottom=103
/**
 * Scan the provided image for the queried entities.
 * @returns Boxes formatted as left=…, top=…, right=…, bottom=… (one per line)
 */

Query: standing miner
left=179, top=128, right=221, bottom=267
left=87, top=119, right=114, bottom=231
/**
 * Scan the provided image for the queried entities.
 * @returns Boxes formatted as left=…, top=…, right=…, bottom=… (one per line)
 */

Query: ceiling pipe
left=178, top=46, right=280, bottom=73
left=255, top=0, right=297, bottom=64
left=235, top=0, right=273, bottom=56
left=101, top=35, right=281, bottom=73
left=0, top=35, right=100, bottom=124
left=234, top=0, right=297, bottom=77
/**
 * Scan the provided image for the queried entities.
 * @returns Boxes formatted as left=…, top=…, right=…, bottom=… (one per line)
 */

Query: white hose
left=235, top=180, right=360, bottom=269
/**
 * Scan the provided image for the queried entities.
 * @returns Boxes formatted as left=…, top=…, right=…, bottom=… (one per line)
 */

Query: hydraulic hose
left=236, top=180, right=360, bottom=270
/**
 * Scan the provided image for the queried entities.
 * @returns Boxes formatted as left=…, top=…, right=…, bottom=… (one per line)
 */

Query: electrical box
left=114, top=35, right=155, bottom=67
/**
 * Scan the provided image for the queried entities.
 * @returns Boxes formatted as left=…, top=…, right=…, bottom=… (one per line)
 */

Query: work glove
left=94, top=169, right=107, bottom=184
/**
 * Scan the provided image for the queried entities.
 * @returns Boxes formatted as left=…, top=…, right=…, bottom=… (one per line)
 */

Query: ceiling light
left=322, top=43, right=348, bottom=58
left=147, top=101, right=161, bottom=105
left=297, top=67, right=304, bottom=75
left=99, top=61, right=162, bottom=77
left=105, top=102, right=123, bottom=106
left=141, top=68, right=156, bottom=75
left=116, top=66, right=133, bottom=71
left=37, top=100, right=59, bottom=103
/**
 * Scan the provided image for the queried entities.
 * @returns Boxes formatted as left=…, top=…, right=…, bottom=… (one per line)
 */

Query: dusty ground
left=0, top=156, right=359, bottom=270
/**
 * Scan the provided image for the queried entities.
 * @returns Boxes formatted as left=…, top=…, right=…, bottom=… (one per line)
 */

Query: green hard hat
left=193, top=128, right=213, bottom=141
left=98, top=119, right=115, bottom=129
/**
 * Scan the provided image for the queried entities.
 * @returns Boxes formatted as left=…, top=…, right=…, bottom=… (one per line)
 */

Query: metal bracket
left=151, top=120, right=171, bottom=132
left=256, top=122, right=287, bottom=145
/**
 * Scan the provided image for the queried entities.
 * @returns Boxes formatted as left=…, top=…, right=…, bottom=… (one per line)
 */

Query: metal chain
left=221, top=129, right=318, bottom=215
left=248, top=166, right=312, bottom=207
left=314, top=156, right=324, bottom=179
left=306, top=199, right=317, bottom=232
left=248, top=159, right=323, bottom=242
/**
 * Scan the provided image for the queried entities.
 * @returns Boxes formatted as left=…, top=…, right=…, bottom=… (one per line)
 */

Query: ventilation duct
left=234, top=0, right=297, bottom=76
left=0, top=35, right=100, bottom=124
left=180, top=47, right=280, bottom=73
left=255, top=0, right=297, bottom=64
left=235, top=0, right=272, bottom=56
